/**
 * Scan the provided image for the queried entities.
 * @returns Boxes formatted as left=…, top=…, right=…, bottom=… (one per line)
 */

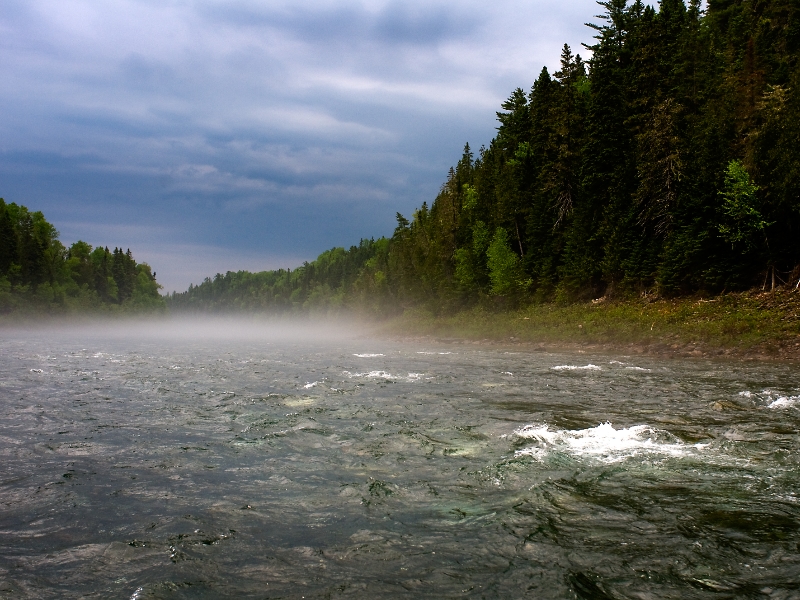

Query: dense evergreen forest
left=168, top=0, right=800, bottom=312
left=0, top=199, right=164, bottom=314
left=170, top=0, right=800, bottom=315
left=390, top=0, right=800, bottom=305
left=167, top=239, right=391, bottom=313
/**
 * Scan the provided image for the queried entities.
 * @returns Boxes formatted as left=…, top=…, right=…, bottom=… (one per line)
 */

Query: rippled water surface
left=1, top=322, right=799, bottom=599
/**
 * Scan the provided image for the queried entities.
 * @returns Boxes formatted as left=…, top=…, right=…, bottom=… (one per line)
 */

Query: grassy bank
left=383, top=290, right=800, bottom=360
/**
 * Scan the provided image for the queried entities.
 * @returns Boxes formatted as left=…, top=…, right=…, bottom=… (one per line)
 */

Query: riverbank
left=381, top=289, right=800, bottom=361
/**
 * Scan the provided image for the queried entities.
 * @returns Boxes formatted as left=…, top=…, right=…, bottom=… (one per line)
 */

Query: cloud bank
left=0, top=0, right=599, bottom=292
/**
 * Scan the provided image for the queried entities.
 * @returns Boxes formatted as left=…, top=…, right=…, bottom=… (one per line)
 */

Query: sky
left=0, top=0, right=602, bottom=293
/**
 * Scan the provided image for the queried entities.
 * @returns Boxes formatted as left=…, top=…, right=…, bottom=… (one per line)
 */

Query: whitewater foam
left=738, top=389, right=800, bottom=408
left=551, top=364, right=602, bottom=371
left=342, top=370, right=423, bottom=382
left=768, top=396, right=800, bottom=409
left=353, top=353, right=384, bottom=358
left=513, top=422, right=707, bottom=463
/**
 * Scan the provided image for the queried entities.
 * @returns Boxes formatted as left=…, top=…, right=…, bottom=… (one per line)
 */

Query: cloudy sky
left=0, top=0, right=601, bottom=292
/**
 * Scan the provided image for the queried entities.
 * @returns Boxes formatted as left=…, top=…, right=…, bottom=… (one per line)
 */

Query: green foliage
left=172, top=0, right=800, bottom=314
left=462, top=184, right=478, bottom=212
left=378, top=0, right=800, bottom=303
left=486, top=228, right=523, bottom=296
left=0, top=199, right=164, bottom=314
left=472, top=221, right=491, bottom=255
left=717, top=160, right=769, bottom=248
left=166, top=238, right=395, bottom=316
left=453, top=248, right=474, bottom=287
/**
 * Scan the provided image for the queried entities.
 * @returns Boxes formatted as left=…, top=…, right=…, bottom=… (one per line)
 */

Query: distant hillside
left=0, top=199, right=164, bottom=314
left=178, top=0, right=800, bottom=314
left=166, top=238, right=391, bottom=315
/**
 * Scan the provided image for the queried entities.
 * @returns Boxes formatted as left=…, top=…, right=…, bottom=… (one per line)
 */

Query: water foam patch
left=513, top=422, right=706, bottom=463
left=353, top=353, right=384, bottom=358
left=739, top=389, right=800, bottom=409
left=342, top=370, right=423, bottom=382
left=551, top=364, right=602, bottom=371
left=768, top=396, right=800, bottom=409
left=344, top=370, right=394, bottom=379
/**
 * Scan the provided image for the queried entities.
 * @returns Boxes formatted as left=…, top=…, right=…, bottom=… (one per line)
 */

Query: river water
left=1, top=320, right=799, bottom=599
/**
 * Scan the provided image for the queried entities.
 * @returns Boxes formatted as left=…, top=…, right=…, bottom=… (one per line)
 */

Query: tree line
left=166, top=239, right=391, bottom=314
left=0, top=199, right=164, bottom=313
left=388, top=0, right=800, bottom=305
left=169, top=0, right=800, bottom=312
left=170, top=0, right=800, bottom=315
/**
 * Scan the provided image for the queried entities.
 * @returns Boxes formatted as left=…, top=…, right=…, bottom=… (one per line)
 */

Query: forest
left=0, top=199, right=164, bottom=314
left=169, top=0, right=800, bottom=315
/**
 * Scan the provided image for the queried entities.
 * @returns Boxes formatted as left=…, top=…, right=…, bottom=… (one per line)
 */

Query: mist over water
left=1, top=319, right=799, bottom=598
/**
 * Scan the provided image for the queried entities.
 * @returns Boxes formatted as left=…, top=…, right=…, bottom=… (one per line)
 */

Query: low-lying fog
left=4, top=314, right=376, bottom=344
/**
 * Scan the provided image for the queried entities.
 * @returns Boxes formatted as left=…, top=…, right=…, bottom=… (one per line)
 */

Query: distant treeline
left=169, top=0, right=800, bottom=315
left=0, top=199, right=164, bottom=314
left=166, top=239, right=391, bottom=314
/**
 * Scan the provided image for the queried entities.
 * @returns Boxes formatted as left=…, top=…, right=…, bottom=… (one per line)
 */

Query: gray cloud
left=202, top=1, right=479, bottom=46
left=0, top=0, right=601, bottom=291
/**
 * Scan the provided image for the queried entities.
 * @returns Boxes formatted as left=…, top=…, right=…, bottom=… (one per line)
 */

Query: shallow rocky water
left=1, top=321, right=799, bottom=599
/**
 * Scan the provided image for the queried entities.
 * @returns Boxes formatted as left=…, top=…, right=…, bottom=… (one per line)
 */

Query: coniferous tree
left=170, top=0, right=800, bottom=313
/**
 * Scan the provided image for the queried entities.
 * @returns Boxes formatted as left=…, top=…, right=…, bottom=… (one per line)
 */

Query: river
left=1, top=320, right=798, bottom=598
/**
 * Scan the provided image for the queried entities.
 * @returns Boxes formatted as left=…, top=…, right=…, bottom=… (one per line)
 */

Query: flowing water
left=1, top=321, right=799, bottom=599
